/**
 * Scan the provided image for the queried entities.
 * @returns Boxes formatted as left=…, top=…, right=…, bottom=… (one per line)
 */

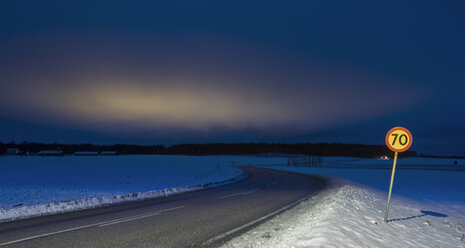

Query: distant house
left=378, top=155, right=390, bottom=160
left=74, top=151, right=99, bottom=156
left=100, top=151, right=119, bottom=156
left=38, top=150, right=64, bottom=156
left=7, top=148, right=21, bottom=155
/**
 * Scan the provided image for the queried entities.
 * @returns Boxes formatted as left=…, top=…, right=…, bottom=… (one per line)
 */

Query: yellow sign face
left=385, top=127, right=412, bottom=153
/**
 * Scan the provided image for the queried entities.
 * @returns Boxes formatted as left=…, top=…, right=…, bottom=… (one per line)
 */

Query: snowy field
left=224, top=157, right=465, bottom=248
left=0, top=155, right=286, bottom=221
left=2, top=155, right=464, bottom=247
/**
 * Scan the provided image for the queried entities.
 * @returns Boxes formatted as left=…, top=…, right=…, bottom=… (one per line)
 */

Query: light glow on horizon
left=0, top=71, right=426, bottom=136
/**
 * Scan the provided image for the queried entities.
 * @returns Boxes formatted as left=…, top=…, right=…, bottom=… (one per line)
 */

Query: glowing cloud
left=0, top=34, right=428, bottom=137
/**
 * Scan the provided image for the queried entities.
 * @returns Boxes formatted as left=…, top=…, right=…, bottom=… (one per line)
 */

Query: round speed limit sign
left=385, top=127, right=413, bottom=152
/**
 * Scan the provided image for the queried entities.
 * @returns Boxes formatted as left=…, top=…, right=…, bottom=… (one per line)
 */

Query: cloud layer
left=0, top=33, right=427, bottom=138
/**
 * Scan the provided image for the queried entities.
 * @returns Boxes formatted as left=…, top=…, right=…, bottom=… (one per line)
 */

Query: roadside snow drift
left=0, top=155, right=287, bottom=222
left=223, top=158, right=465, bottom=248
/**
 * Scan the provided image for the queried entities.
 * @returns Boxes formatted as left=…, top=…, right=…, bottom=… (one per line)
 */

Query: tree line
left=0, top=141, right=417, bottom=158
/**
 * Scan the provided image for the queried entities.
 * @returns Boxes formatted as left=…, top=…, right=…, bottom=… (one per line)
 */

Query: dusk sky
left=1, top=1, right=464, bottom=155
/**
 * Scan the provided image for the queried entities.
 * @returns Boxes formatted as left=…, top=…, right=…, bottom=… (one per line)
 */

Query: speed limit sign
left=384, top=126, right=413, bottom=222
left=385, top=127, right=413, bottom=152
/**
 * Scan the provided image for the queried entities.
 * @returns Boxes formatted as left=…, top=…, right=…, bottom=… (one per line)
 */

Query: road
left=0, top=167, right=324, bottom=248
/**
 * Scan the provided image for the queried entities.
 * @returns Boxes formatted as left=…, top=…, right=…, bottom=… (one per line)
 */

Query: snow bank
left=0, top=171, right=247, bottom=222
left=1, top=155, right=272, bottom=222
left=223, top=160, right=465, bottom=248
left=224, top=176, right=465, bottom=248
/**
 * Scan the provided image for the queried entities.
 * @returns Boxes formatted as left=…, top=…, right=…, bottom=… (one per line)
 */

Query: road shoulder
left=220, top=175, right=338, bottom=247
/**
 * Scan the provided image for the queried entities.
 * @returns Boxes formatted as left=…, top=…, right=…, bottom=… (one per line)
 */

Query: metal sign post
left=384, top=151, right=398, bottom=222
left=384, top=127, right=413, bottom=222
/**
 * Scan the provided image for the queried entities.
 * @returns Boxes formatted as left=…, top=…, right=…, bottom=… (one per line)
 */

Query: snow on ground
left=223, top=157, right=465, bottom=248
left=0, top=155, right=286, bottom=222
left=2, top=155, right=464, bottom=246
left=323, top=156, right=464, bottom=171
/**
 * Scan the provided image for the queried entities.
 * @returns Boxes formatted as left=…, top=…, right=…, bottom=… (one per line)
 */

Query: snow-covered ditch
left=0, top=155, right=286, bottom=222
left=223, top=158, right=465, bottom=248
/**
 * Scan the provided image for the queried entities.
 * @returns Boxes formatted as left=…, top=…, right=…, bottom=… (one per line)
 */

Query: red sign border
left=385, top=127, right=413, bottom=153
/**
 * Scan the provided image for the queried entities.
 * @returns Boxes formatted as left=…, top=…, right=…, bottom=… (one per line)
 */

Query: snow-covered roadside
left=1, top=155, right=269, bottom=222
left=0, top=170, right=247, bottom=222
left=223, top=165, right=465, bottom=248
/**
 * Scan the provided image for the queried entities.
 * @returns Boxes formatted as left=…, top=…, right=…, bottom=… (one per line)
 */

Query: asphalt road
left=0, top=167, right=324, bottom=248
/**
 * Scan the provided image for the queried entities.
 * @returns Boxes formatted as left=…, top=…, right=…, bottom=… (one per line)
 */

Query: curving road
left=0, top=167, right=324, bottom=248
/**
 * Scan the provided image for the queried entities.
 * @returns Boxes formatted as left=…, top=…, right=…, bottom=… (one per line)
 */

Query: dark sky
left=1, top=1, right=464, bottom=155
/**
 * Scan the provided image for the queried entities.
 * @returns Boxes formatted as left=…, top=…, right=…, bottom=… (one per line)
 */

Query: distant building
left=74, top=151, right=99, bottom=156
left=100, top=151, right=119, bottom=156
left=378, top=155, right=390, bottom=160
left=38, top=150, right=64, bottom=156
left=7, top=148, right=21, bottom=155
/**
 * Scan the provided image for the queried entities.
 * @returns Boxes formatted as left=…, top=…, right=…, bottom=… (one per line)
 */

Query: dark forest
left=1, top=142, right=417, bottom=158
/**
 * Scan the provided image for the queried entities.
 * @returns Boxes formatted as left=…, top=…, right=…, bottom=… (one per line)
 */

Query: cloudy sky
left=1, top=1, right=464, bottom=155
